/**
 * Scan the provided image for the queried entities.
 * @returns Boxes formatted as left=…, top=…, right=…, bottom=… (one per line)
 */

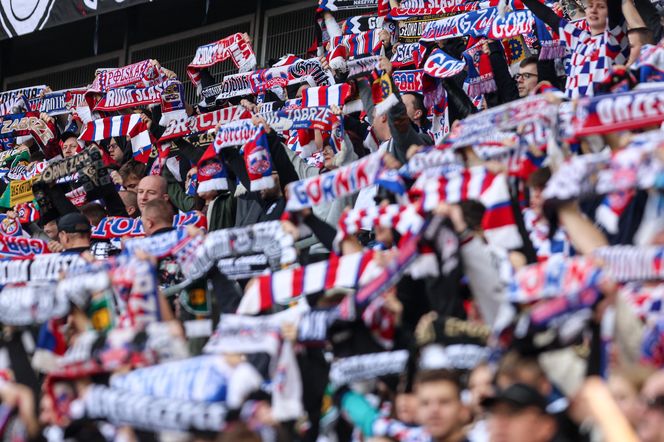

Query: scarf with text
left=423, top=48, right=466, bottom=79
left=201, top=58, right=334, bottom=102
left=285, top=150, right=385, bottom=210
left=463, top=39, right=496, bottom=96
left=0, top=254, right=86, bottom=285
left=82, top=384, right=227, bottom=433
left=159, top=105, right=251, bottom=142
left=0, top=112, right=56, bottom=149
left=574, top=87, right=664, bottom=136
left=92, top=79, right=182, bottom=112
left=318, top=0, right=378, bottom=11
left=187, top=33, right=257, bottom=88
left=328, top=350, right=409, bottom=386
left=88, top=60, right=163, bottom=93
left=392, top=69, right=424, bottom=93
left=178, top=220, right=297, bottom=282
left=390, top=0, right=480, bottom=18
left=91, top=212, right=207, bottom=239
left=0, top=283, right=67, bottom=326
left=0, top=233, right=49, bottom=258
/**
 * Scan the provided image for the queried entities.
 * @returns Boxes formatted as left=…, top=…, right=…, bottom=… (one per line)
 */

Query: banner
left=285, top=151, right=385, bottom=210
left=0, top=1, right=151, bottom=40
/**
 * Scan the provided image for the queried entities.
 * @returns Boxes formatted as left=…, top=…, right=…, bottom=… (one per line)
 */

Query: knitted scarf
left=237, top=249, right=380, bottom=315
left=423, top=48, right=466, bottom=79
left=328, top=350, right=409, bottom=386
left=91, top=212, right=208, bottom=239
left=574, top=87, right=664, bottom=136
left=392, top=70, right=424, bottom=94
left=82, top=385, right=227, bottom=433
left=78, top=114, right=152, bottom=163
left=302, top=83, right=352, bottom=108
left=187, top=33, right=257, bottom=88
left=331, top=30, right=383, bottom=58
left=90, top=60, right=163, bottom=93
left=462, top=39, right=496, bottom=96
left=390, top=0, right=479, bottom=17
left=0, top=254, right=85, bottom=285
left=317, top=0, right=378, bottom=12
left=0, top=234, right=49, bottom=258
left=285, top=150, right=386, bottom=210
left=0, top=111, right=56, bottom=149
left=410, top=166, right=523, bottom=249
left=93, top=79, right=181, bottom=112
left=0, top=283, right=67, bottom=326
left=420, top=7, right=498, bottom=42
left=593, top=246, right=664, bottom=282
left=159, top=105, right=252, bottom=142
left=243, top=125, right=275, bottom=191
left=179, top=220, right=297, bottom=283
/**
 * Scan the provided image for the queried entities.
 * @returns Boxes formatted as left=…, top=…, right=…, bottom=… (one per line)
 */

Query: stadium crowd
left=0, top=0, right=662, bottom=441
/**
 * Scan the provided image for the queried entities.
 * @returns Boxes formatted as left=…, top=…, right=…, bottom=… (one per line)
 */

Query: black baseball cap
left=481, top=383, right=548, bottom=412
left=57, top=212, right=91, bottom=234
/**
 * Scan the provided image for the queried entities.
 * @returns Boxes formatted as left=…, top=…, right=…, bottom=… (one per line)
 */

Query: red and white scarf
left=411, top=167, right=523, bottom=249
left=237, top=250, right=381, bottom=315
left=187, top=33, right=257, bottom=89
left=78, top=114, right=152, bottom=163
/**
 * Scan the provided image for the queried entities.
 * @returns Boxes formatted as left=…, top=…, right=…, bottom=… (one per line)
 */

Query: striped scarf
left=237, top=249, right=380, bottom=315
left=187, top=33, right=257, bottom=88
left=78, top=114, right=152, bottom=163
left=302, top=83, right=352, bottom=108
left=410, top=166, right=522, bottom=250
left=334, top=203, right=425, bottom=249
left=15, top=202, right=40, bottom=225
left=593, top=246, right=664, bottom=282
left=331, top=30, right=382, bottom=58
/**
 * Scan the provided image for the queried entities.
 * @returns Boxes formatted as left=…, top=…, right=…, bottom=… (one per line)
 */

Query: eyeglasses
left=108, top=143, right=120, bottom=150
left=514, top=73, right=538, bottom=81
left=642, top=395, right=664, bottom=411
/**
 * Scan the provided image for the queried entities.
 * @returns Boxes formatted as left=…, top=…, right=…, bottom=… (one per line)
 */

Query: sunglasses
left=514, top=73, right=538, bottom=81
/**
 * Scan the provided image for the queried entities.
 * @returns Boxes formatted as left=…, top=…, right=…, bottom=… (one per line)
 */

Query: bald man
left=141, top=199, right=175, bottom=236
left=136, top=175, right=169, bottom=214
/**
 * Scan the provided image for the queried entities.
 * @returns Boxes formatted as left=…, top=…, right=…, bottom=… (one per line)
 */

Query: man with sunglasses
left=638, top=370, right=664, bottom=442
left=514, top=56, right=540, bottom=98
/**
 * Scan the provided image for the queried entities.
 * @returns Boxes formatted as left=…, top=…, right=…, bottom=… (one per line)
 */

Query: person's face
left=123, top=173, right=141, bottom=193
left=61, top=137, right=79, bottom=158
left=469, top=365, right=495, bottom=415
left=516, top=64, right=538, bottom=97
left=637, top=374, right=664, bottom=442
left=402, top=94, right=423, bottom=127
left=322, top=145, right=336, bottom=170
left=259, top=173, right=281, bottom=200
left=108, top=138, right=124, bottom=162
left=585, top=0, right=608, bottom=33
left=488, top=404, right=555, bottom=442
left=43, top=220, right=59, bottom=240
left=395, top=393, right=418, bottom=424
left=372, top=111, right=390, bottom=143
left=136, top=177, right=167, bottom=212
left=627, top=32, right=645, bottom=66
left=374, top=225, right=394, bottom=247
left=529, top=186, right=545, bottom=216
left=415, top=380, right=466, bottom=439
left=608, top=375, right=641, bottom=428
